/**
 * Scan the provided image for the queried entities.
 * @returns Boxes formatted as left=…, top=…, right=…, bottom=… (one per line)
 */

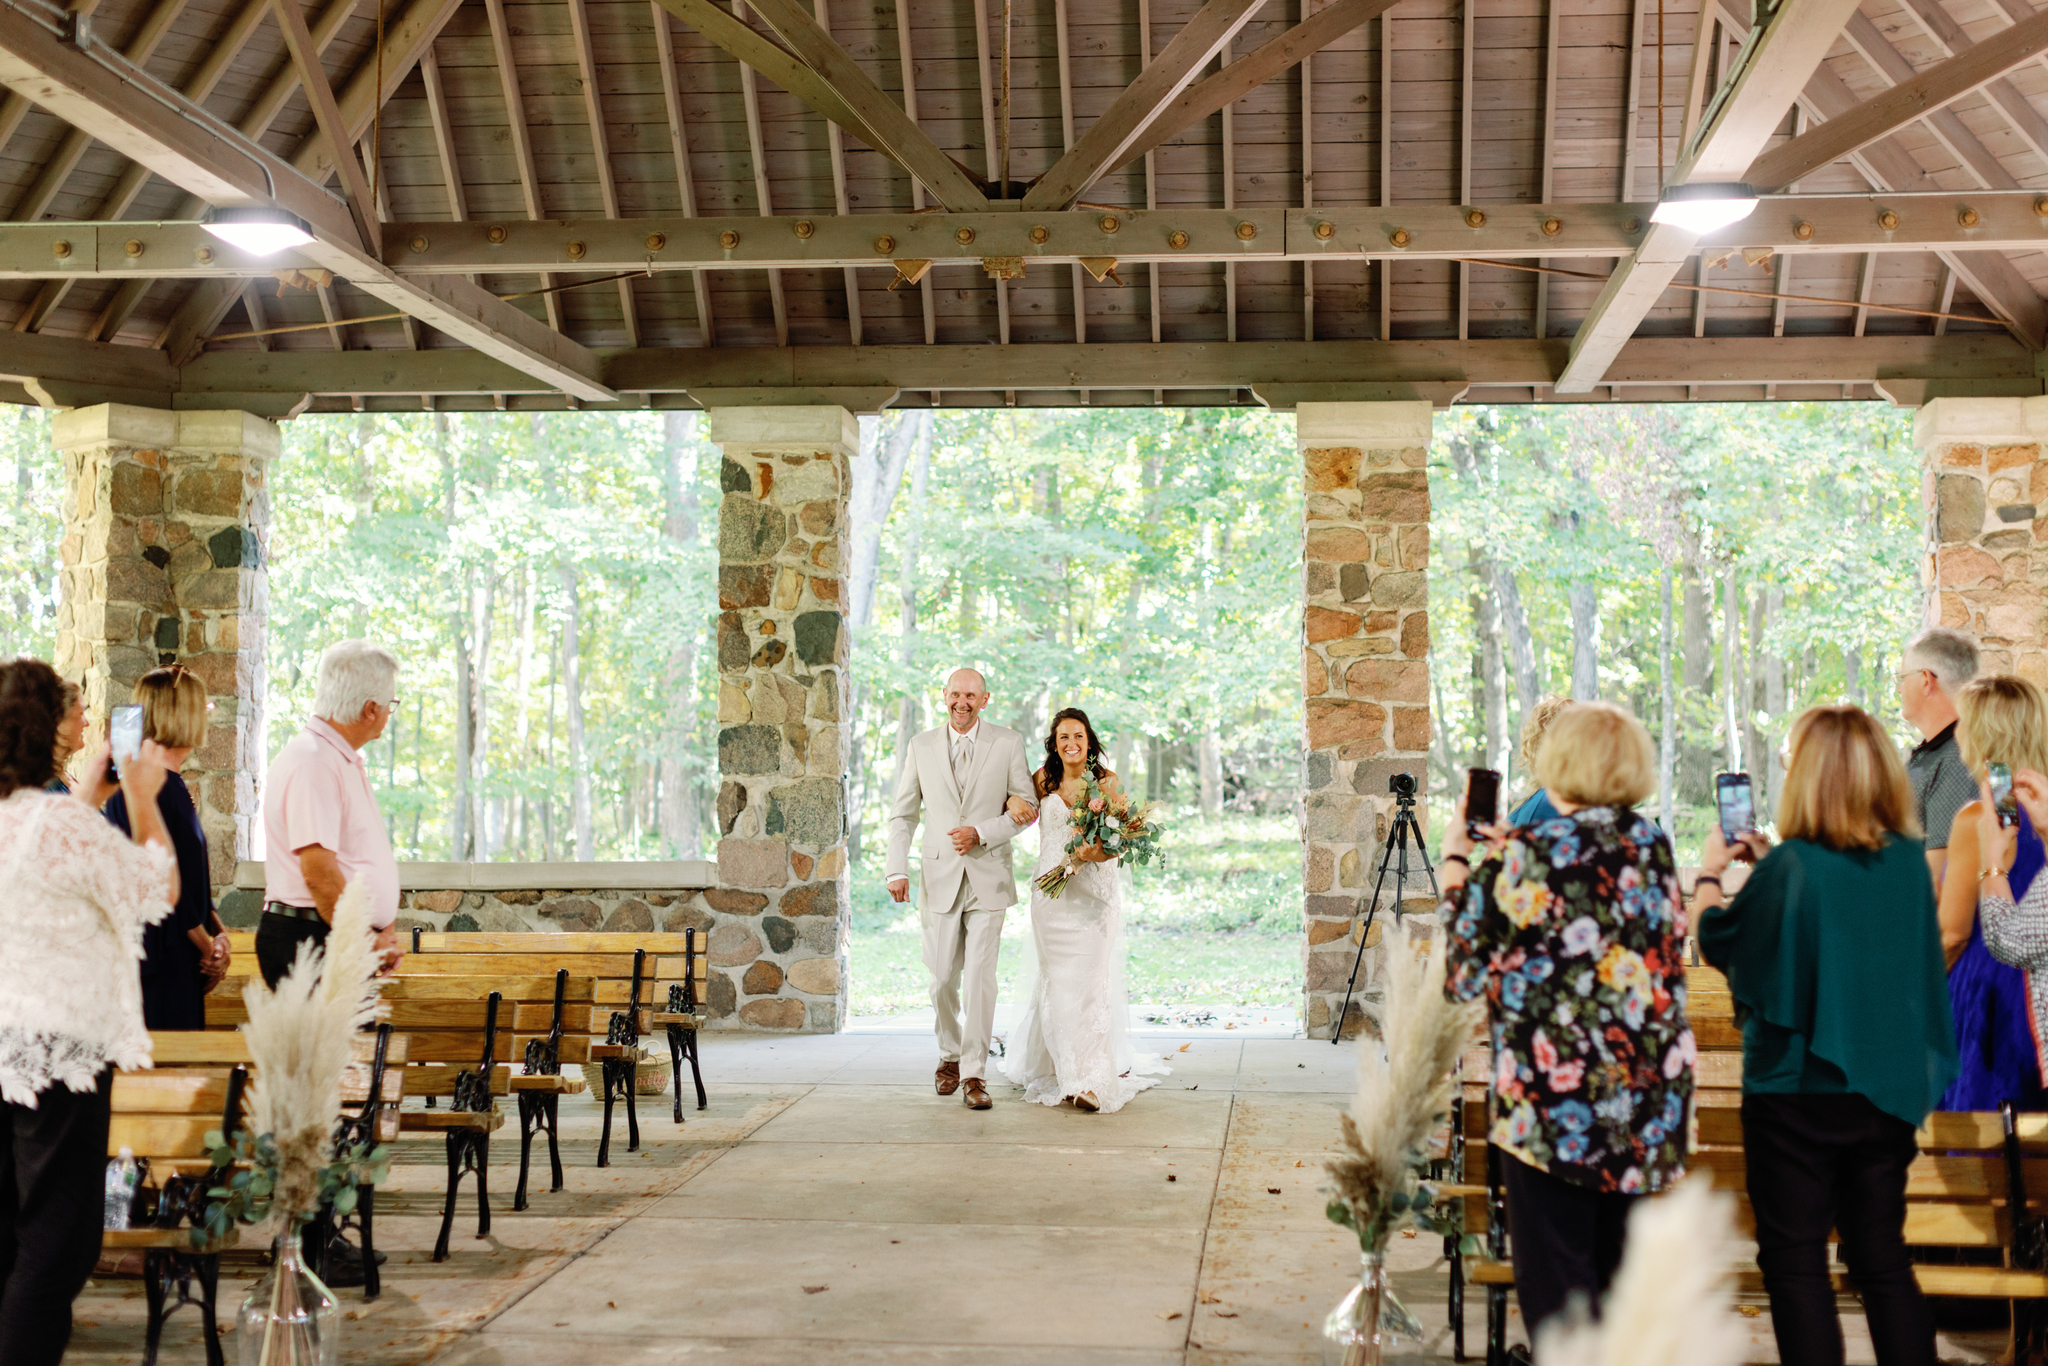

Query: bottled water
left=103, top=1147, right=138, bottom=1231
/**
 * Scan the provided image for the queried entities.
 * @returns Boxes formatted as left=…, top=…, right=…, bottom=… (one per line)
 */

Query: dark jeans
left=0, top=1069, right=112, bottom=1366
left=1499, top=1148, right=1639, bottom=1337
left=256, top=909, right=330, bottom=989
left=1742, top=1092, right=1935, bottom=1366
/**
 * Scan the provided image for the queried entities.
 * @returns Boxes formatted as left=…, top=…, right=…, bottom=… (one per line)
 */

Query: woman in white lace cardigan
left=0, top=657, right=179, bottom=1366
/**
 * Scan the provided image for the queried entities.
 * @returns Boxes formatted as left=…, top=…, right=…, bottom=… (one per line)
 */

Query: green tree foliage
left=0, top=406, right=59, bottom=658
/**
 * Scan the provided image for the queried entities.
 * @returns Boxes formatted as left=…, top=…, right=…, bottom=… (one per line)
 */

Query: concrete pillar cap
left=51, top=403, right=280, bottom=459
left=1913, top=395, right=2048, bottom=450
left=704, top=405, right=859, bottom=456
left=1295, top=400, right=1434, bottom=448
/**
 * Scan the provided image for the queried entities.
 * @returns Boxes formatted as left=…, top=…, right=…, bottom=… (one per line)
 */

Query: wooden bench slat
left=395, top=953, right=687, bottom=977
left=112, top=1071, right=233, bottom=1114
left=110, top=1115, right=221, bottom=1157
left=509, top=1075, right=588, bottom=1093
left=1468, top=1258, right=2048, bottom=1299
left=401, top=1063, right=511, bottom=1096
left=650, top=1013, right=700, bottom=1027
left=412, top=932, right=697, bottom=953
left=398, top=1110, right=504, bottom=1133
left=104, top=1227, right=241, bottom=1252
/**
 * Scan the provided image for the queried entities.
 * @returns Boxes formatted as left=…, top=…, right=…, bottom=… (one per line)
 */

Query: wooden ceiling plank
left=1852, top=249, right=1876, bottom=337
left=1299, top=0, right=1311, bottom=342
left=1377, top=8, right=1388, bottom=342
left=316, top=279, right=344, bottom=348
left=890, top=0, right=935, bottom=344
left=419, top=43, right=466, bottom=222
left=271, top=0, right=381, bottom=254
left=1879, top=0, right=2048, bottom=173
left=1554, top=0, right=1874, bottom=394
left=5, top=0, right=191, bottom=225
left=565, top=0, right=639, bottom=347
left=651, top=1, right=715, bottom=347
left=735, top=1, right=789, bottom=349
left=1116, top=0, right=1403, bottom=171
left=84, top=0, right=357, bottom=343
left=968, top=0, right=1007, bottom=347
left=1021, top=0, right=1269, bottom=212
left=1223, top=35, right=1236, bottom=345
left=483, top=0, right=562, bottom=333
left=1933, top=258, right=1956, bottom=337
left=362, top=134, right=417, bottom=349
left=812, top=0, right=859, bottom=348
left=1458, top=0, right=1472, bottom=342
left=1716, top=0, right=2045, bottom=348
left=1142, top=0, right=1161, bottom=356
left=150, top=0, right=469, bottom=356
left=1533, top=0, right=1559, bottom=337
left=740, top=0, right=989, bottom=212
left=1618, top=0, right=1647, bottom=199
left=1749, top=7, right=2048, bottom=191
left=1056, top=0, right=1084, bottom=344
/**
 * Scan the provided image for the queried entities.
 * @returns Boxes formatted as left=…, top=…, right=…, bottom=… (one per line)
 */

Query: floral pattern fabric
left=1444, top=806, right=1693, bottom=1194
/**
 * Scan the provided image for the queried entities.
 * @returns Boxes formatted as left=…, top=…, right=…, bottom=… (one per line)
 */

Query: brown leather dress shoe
left=935, top=1061, right=960, bottom=1096
left=962, top=1077, right=992, bottom=1110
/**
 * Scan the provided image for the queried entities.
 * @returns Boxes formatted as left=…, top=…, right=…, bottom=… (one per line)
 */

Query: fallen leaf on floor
left=1267, top=1187, right=1282, bottom=1194
left=607, top=1302, right=617, bottom=1309
left=1216, top=1311, right=1239, bottom=1318
left=1186, top=1084, right=1199, bottom=1090
left=554, top=1322, right=569, bottom=1327
left=1167, top=1174, right=1177, bottom=1182
left=1179, top=1044, right=1191, bottom=1052
left=1739, top=1306, right=1762, bottom=1318
left=1157, top=1311, right=1183, bottom=1320
left=1199, top=1291, right=1222, bottom=1304
left=1225, top=1023, right=1237, bottom=1029
left=803, top=1285, right=828, bottom=1294
left=1401, top=1228, right=1418, bottom=1238
left=1294, top=1160, right=1304, bottom=1167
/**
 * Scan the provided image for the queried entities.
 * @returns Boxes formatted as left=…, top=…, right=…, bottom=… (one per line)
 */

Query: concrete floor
left=65, top=1028, right=2008, bottom=1365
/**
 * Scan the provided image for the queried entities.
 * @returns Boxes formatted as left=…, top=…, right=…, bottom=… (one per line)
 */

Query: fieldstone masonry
left=706, top=406, right=856, bottom=1033
left=53, top=404, right=274, bottom=893
left=1916, top=396, right=2048, bottom=682
left=1297, top=401, right=1436, bottom=1040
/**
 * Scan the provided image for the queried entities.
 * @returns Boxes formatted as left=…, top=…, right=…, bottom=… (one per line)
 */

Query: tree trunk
left=1721, top=567, right=1742, bottom=770
left=889, top=415, right=935, bottom=802
left=1761, top=586, right=1786, bottom=809
left=1845, top=645, right=1864, bottom=709
left=562, top=568, right=593, bottom=860
left=435, top=415, right=469, bottom=858
left=1568, top=580, right=1599, bottom=701
left=848, top=411, right=923, bottom=631
left=658, top=411, right=702, bottom=859
left=1491, top=565, right=1540, bottom=731
left=1474, top=562, right=1507, bottom=772
left=1659, top=566, right=1675, bottom=833
left=469, top=572, right=495, bottom=857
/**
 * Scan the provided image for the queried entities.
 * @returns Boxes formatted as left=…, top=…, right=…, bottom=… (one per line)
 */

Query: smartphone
left=1715, top=772, right=1755, bottom=842
left=1990, top=762, right=2018, bottom=828
left=1464, top=767, right=1501, bottom=834
left=108, top=704, right=143, bottom=781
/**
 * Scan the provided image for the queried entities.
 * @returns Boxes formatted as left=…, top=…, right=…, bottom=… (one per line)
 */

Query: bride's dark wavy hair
left=1036, top=707, right=1107, bottom=797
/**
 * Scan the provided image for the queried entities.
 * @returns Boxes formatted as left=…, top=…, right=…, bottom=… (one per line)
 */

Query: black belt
left=264, top=902, right=326, bottom=923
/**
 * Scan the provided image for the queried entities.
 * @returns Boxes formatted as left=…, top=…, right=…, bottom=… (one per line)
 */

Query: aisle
left=62, top=1030, right=1997, bottom=1364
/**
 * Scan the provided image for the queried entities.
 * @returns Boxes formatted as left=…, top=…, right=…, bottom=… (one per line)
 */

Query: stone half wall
left=221, top=861, right=837, bottom=1032
left=1296, top=401, right=1436, bottom=1041
left=1917, top=396, right=2048, bottom=681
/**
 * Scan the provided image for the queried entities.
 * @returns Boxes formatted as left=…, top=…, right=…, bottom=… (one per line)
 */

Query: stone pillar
left=704, top=406, right=855, bottom=1033
left=1915, top=396, right=2048, bottom=682
left=1297, top=400, right=1435, bottom=1040
left=52, top=405, right=276, bottom=899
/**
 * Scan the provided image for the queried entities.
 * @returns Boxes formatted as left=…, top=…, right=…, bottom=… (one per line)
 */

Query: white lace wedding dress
left=1001, top=791, right=1169, bottom=1112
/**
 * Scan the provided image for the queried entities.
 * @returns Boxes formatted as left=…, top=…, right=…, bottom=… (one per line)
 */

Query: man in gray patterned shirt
left=1899, top=626, right=1981, bottom=890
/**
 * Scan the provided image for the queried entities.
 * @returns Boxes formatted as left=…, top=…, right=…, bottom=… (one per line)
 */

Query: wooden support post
left=652, top=1, right=716, bottom=347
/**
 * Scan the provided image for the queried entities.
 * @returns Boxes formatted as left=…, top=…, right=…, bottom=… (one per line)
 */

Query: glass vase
left=1322, top=1249, right=1424, bottom=1366
left=237, top=1226, right=339, bottom=1366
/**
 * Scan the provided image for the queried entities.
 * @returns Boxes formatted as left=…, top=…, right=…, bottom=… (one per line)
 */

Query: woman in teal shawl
left=1696, top=704, right=1955, bottom=1366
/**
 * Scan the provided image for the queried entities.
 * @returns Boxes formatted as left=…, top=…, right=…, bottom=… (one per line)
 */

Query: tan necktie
left=952, top=733, right=971, bottom=787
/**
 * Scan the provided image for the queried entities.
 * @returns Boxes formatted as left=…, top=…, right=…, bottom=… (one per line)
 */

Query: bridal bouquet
left=1033, top=776, right=1165, bottom=898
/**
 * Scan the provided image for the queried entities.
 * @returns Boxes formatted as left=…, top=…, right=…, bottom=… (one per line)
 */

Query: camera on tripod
left=1387, top=771, right=1417, bottom=798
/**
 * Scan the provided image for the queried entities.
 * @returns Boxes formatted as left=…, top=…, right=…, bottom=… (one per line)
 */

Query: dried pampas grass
left=1534, top=1175, right=1746, bottom=1366
left=241, top=879, right=385, bottom=1221
left=1326, top=929, right=1483, bottom=1247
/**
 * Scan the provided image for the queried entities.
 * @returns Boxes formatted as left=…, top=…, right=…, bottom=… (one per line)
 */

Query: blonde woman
left=1696, top=706, right=1954, bottom=1366
left=1933, top=677, right=2048, bottom=1114
left=103, top=666, right=229, bottom=1029
left=1440, top=701, right=1689, bottom=1341
left=1507, top=696, right=1574, bottom=825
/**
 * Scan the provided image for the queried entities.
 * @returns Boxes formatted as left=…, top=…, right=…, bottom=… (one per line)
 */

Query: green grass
left=846, top=811, right=1302, bottom=1017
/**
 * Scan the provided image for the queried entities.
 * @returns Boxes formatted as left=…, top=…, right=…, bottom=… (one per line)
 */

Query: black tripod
left=1331, top=779, right=1438, bottom=1043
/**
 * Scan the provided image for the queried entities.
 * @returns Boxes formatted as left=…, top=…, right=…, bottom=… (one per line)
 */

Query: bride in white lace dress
left=1002, top=708, right=1169, bottom=1113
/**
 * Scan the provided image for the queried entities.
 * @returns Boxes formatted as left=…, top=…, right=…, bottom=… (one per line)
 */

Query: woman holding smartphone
left=1931, top=676, right=2048, bottom=1114
left=103, top=666, right=230, bottom=1029
left=1695, top=704, right=1955, bottom=1366
left=1439, top=701, right=1690, bottom=1344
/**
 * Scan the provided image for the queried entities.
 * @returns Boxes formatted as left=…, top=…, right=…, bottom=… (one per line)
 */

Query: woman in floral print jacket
left=1438, top=700, right=1692, bottom=1344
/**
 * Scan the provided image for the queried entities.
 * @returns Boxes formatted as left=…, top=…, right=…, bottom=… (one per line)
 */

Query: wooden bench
left=405, top=931, right=709, bottom=1162
left=150, top=1027, right=404, bottom=1297
left=1449, top=962, right=2048, bottom=1365
left=109, top=1061, right=247, bottom=1366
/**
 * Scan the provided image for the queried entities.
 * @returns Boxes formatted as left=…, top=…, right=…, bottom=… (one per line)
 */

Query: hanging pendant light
left=1649, top=183, right=1761, bottom=234
left=202, top=207, right=315, bottom=255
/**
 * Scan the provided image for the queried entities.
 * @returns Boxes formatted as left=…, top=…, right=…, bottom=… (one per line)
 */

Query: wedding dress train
left=1001, top=791, right=1169, bottom=1112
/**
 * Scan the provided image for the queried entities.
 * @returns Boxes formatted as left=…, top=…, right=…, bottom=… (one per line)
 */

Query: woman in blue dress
left=1936, top=675, right=2048, bottom=1113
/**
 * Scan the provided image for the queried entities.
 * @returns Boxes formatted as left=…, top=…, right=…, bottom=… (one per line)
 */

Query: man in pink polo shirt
left=259, top=639, right=404, bottom=987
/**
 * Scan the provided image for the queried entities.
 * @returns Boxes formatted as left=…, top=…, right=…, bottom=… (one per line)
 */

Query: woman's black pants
left=1742, top=1091, right=1936, bottom=1366
left=0, top=1070, right=111, bottom=1366
left=1499, top=1149, right=1639, bottom=1339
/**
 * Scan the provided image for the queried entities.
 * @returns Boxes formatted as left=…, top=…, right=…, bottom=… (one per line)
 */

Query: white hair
left=312, top=639, right=399, bottom=724
left=1904, top=627, right=1980, bottom=696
